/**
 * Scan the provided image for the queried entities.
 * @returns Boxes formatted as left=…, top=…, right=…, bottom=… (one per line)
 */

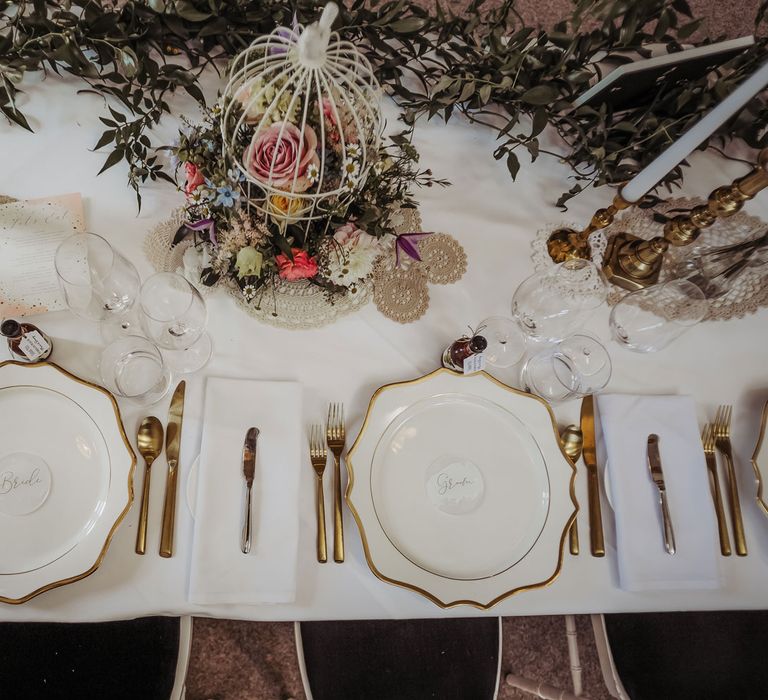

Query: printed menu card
left=0, top=194, right=84, bottom=317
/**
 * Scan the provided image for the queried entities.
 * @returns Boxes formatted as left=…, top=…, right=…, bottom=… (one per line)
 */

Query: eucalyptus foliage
left=1, top=0, right=766, bottom=209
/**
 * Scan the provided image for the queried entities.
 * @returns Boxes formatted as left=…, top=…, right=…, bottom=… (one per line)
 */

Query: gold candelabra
left=603, top=148, right=768, bottom=290
left=546, top=194, right=632, bottom=263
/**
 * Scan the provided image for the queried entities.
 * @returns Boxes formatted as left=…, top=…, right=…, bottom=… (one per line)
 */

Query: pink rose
left=183, top=162, right=205, bottom=196
left=334, top=222, right=380, bottom=252
left=333, top=221, right=364, bottom=247
left=243, top=122, right=320, bottom=193
left=276, top=248, right=319, bottom=281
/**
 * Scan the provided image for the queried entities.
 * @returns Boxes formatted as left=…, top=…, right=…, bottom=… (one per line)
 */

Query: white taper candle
left=620, top=59, right=768, bottom=203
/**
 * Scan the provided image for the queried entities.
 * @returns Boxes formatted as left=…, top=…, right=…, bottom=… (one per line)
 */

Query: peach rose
left=276, top=248, right=318, bottom=281
left=243, top=122, right=320, bottom=193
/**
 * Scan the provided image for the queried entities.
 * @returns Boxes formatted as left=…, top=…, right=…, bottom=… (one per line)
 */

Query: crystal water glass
left=478, top=316, right=526, bottom=368
left=54, top=232, right=140, bottom=336
left=100, top=336, right=171, bottom=405
left=521, top=333, right=612, bottom=403
left=609, top=280, right=708, bottom=352
left=139, top=272, right=212, bottom=374
left=512, top=259, right=607, bottom=343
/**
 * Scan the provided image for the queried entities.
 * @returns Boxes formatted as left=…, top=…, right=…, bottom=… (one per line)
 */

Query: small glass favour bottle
left=442, top=333, right=487, bottom=373
left=1, top=319, right=53, bottom=362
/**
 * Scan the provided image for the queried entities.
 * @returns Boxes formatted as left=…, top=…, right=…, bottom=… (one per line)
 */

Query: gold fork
left=327, top=402, right=346, bottom=563
left=309, top=425, right=328, bottom=563
left=714, top=405, right=747, bottom=556
left=702, top=424, right=731, bottom=556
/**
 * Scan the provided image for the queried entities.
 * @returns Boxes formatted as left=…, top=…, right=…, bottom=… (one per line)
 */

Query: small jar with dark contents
left=442, top=333, right=487, bottom=372
left=1, top=319, right=53, bottom=362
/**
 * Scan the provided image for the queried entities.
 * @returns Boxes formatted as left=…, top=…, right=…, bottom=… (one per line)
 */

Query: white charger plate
left=0, top=361, right=135, bottom=604
left=348, top=368, right=576, bottom=609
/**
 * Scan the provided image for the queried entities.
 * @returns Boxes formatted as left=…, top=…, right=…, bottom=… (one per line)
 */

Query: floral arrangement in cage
left=171, top=3, right=444, bottom=308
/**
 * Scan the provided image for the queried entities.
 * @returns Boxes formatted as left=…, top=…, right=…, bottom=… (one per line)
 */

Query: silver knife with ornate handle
left=647, top=433, right=676, bottom=555
left=241, top=427, right=260, bottom=554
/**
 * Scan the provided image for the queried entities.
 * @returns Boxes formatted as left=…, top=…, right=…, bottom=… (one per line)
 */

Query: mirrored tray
left=347, top=368, right=576, bottom=609
left=0, top=361, right=135, bottom=604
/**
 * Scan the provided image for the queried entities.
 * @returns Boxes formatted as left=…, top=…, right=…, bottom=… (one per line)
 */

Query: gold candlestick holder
left=603, top=148, right=768, bottom=290
left=546, top=194, right=632, bottom=263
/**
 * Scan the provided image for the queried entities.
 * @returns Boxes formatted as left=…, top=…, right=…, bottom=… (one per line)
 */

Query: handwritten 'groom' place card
left=0, top=194, right=85, bottom=317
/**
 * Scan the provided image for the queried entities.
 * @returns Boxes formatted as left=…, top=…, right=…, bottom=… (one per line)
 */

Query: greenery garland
left=1, top=0, right=766, bottom=209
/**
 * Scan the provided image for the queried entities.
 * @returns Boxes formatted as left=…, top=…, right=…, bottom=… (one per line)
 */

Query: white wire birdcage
left=220, top=2, right=382, bottom=228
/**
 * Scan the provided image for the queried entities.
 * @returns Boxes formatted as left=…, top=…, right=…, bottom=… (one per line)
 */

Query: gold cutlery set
left=563, top=396, right=606, bottom=558
left=135, top=380, right=186, bottom=558
left=565, top=399, right=756, bottom=559
left=309, top=403, right=347, bottom=563
left=703, top=405, right=747, bottom=556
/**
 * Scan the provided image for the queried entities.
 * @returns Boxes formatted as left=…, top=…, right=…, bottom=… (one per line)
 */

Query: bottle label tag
left=18, top=331, right=50, bottom=361
left=462, top=353, right=486, bottom=374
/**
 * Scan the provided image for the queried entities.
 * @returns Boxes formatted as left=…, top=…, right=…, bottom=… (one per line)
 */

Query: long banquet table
left=2, top=72, right=768, bottom=623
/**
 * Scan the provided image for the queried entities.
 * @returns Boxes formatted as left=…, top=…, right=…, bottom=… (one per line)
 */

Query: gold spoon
left=136, top=416, right=164, bottom=555
left=561, top=424, right=584, bottom=556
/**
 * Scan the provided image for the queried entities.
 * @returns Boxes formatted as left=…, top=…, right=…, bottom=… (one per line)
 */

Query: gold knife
left=580, top=395, right=605, bottom=557
left=160, top=380, right=186, bottom=558
left=241, top=427, right=259, bottom=554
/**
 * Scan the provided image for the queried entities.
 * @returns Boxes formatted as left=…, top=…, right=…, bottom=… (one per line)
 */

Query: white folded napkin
left=189, top=377, right=302, bottom=605
left=596, top=394, right=720, bottom=592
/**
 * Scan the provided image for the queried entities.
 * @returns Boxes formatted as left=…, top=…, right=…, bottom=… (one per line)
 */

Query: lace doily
left=531, top=222, right=609, bottom=271
left=603, top=198, right=768, bottom=321
left=144, top=208, right=373, bottom=329
left=370, top=228, right=467, bottom=323
left=419, top=233, right=467, bottom=284
left=144, top=206, right=466, bottom=328
left=372, top=260, right=430, bottom=323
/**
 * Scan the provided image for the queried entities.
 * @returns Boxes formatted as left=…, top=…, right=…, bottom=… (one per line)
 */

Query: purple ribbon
left=395, top=231, right=433, bottom=267
left=185, top=218, right=216, bottom=247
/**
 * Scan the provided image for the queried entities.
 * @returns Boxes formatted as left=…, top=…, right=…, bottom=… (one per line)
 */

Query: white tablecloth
left=2, top=72, right=768, bottom=622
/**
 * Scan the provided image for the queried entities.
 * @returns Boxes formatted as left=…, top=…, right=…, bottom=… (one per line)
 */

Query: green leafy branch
left=1, top=0, right=766, bottom=210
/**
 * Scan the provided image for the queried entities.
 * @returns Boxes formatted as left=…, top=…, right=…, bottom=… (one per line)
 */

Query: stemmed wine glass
left=54, top=232, right=141, bottom=341
left=512, top=259, right=608, bottom=344
left=609, top=279, right=708, bottom=352
left=139, top=272, right=212, bottom=374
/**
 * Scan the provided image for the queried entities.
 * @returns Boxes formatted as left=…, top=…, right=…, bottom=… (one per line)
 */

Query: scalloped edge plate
left=346, top=368, right=576, bottom=609
left=0, top=361, right=135, bottom=604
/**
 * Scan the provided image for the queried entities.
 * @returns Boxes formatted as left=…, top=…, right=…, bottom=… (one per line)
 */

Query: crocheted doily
left=144, top=206, right=467, bottom=328
left=372, top=261, right=430, bottom=323
left=603, top=198, right=768, bottom=321
left=532, top=222, right=609, bottom=271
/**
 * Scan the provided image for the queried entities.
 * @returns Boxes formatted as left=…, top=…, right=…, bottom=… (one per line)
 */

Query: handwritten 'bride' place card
left=0, top=194, right=85, bottom=317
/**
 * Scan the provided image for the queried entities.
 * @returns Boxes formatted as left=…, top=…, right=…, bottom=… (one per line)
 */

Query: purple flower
left=395, top=232, right=433, bottom=267
left=185, top=218, right=217, bottom=247
left=268, top=13, right=302, bottom=55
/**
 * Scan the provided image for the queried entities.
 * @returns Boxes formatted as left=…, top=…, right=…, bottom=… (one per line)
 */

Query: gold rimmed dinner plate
left=347, top=368, right=576, bottom=609
left=0, top=361, right=135, bottom=604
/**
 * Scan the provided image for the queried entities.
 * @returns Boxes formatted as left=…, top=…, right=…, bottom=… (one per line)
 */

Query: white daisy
left=346, top=142, right=361, bottom=159
left=306, top=162, right=319, bottom=184
left=242, top=284, right=257, bottom=301
left=343, top=178, right=357, bottom=193
left=343, top=157, right=360, bottom=178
